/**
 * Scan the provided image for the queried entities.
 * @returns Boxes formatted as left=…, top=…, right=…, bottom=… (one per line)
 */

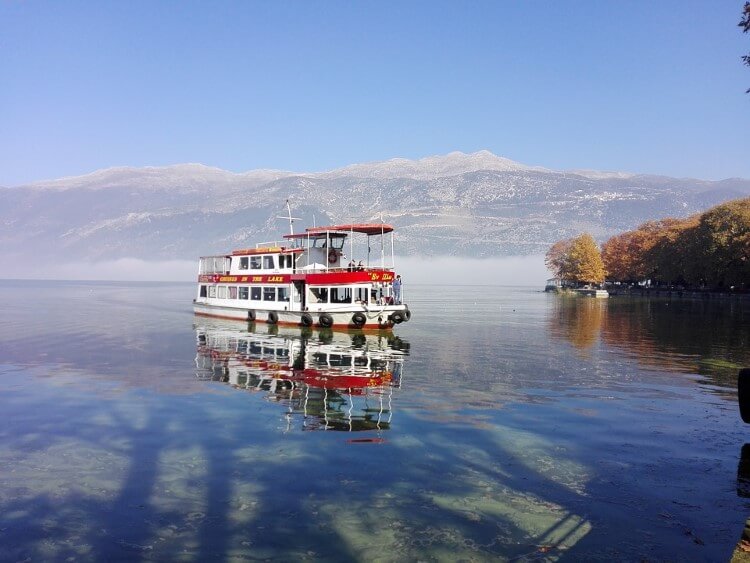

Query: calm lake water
left=1, top=280, right=750, bottom=561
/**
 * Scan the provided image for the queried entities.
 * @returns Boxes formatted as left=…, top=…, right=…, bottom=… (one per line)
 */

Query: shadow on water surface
left=0, top=320, right=600, bottom=561
left=0, top=390, right=596, bottom=561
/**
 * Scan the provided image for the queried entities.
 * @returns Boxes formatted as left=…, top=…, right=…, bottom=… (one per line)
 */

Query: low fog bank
left=1, top=255, right=549, bottom=286
left=2, top=258, right=198, bottom=282
left=395, top=255, right=548, bottom=286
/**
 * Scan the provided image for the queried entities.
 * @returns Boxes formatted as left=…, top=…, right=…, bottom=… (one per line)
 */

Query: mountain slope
left=1, top=151, right=749, bottom=264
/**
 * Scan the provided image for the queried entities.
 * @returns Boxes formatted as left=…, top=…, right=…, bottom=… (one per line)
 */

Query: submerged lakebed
left=0, top=280, right=749, bottom=561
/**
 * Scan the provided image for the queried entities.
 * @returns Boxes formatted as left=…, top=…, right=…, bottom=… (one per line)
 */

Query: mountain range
left=2, top=151, right=749, bottom=266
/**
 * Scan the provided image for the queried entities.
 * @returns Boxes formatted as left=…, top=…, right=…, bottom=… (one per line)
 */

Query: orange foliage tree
left=545, top=238, right=573, bottom=280
left=546, top=233, right=606, bottom=285
left=602, top=197, right=750, bottom=289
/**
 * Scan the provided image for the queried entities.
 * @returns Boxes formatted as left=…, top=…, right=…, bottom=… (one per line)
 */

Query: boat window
left=263, top=256, right=275, bottom=269
left=263, top=287, right=276, bottom=301
left=239, top=286, right=249, bottom=300
left=200, top=256, right=231, bottom=274
left=199, top=285, right=207, bottom=298
left=312, top=238, right=327, bottom=248
left=251, top=287, right=261, bottom=300
left=239, top=257, right=249, bottom=270
left=208, top=286, right=217, bottom=298
left=278, top=287, right=289, bottom=302
left=330, top=287, right=352, bottom=303
left=328, top=354, right=346, bottom=367
left=229, top=286, right=237, bottom=299
left=217, top=286, right=228, bottom=299
left=310, top=287, right=328, bottom=303
left=250, top=256, right=262, bottom=270
left=331, top=235, right=346, bottom=250
left=279, top=254, right=296, bottom=269
left=355, top=286, right=368, bottom=303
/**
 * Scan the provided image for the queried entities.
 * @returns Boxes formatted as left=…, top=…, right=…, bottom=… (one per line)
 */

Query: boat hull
left=192, top=301, right=410, bottom=330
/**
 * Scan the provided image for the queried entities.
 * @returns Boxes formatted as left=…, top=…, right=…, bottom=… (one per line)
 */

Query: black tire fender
left=404, top=308, right=412, bottom=321
left=388, top=311, right=404, bottom=324
left=248, top=310, right=256, bottom=322
left=267, top=311, right=278, bottom=324
left=300, top=313, right=313, bottom=327
left=352, top=312, right=366, bottom=327
left=390, top=311, right=404, bottom=324
left=319, top=313, right=334, bottom=328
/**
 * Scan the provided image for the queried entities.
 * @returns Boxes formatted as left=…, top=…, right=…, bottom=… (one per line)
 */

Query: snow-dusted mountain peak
left=21, top=163, right=295, bottom=192
left=315, top=150, right=546, bottom=180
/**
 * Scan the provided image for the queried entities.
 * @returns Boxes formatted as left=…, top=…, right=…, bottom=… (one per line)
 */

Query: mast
left=276, top=199, right=300, bottom=237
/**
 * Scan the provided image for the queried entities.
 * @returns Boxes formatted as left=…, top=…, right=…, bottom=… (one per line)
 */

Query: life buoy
left=319, top=313, right=334, bottom=328
left=328, top=249, right=338, bottom=264
left=351, top=312, right=366, bottom=327
left=389, top=311, right=404, bottom=324
left=267, top=311, right=278, bottom=324
left=300, top=313, right=313, bottom=327
left=248, top=310, right=256, bottom=322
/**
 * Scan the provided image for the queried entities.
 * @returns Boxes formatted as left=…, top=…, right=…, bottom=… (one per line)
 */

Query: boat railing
left=256, top=241, right=286, bottom=249
left=301, top=266, right=395, bottom=274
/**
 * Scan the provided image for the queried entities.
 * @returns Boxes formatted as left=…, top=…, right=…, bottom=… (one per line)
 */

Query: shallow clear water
left=1, top=280, right=749, bottom=561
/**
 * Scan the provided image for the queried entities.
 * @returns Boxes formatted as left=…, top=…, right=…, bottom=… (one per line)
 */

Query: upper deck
left=198, top=222, right=397, bottom=285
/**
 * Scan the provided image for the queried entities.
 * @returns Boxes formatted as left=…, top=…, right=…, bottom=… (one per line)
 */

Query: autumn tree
left=545, top=238, right=573, bottom=280
left=694, top=198, right=750, bottom=288
left=567, top=233, right=606, bottom=285
left=644, top=216, right=700, bottom=286
left=600, top=197, right=749, bottom=289
left=602, top=228, right=654, bottom=283
left=546, top=233, right=606, bottom=285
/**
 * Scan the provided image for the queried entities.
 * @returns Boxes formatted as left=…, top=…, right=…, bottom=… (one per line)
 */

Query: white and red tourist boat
left=193, top=221, right=411, bottom=330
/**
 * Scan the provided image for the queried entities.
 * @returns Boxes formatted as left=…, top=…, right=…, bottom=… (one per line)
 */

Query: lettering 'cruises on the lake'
left=194, top=220, right=411, bottom=330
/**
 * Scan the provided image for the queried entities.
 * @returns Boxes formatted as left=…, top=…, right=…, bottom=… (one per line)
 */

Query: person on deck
left=393, top=275, right=402, bottom=304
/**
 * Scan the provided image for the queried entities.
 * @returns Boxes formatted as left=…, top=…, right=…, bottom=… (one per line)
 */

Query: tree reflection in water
left=548, top=295, right=750, bottom=390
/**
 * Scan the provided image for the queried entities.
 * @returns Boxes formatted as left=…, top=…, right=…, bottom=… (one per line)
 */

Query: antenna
left=276, top=199, right=301, bottom=236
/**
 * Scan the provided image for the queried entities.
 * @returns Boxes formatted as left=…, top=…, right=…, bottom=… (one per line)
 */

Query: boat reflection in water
left=194, top=319, right=409, bottom=432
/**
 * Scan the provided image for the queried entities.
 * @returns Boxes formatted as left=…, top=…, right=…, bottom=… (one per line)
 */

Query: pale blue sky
left=1, top=1, right=749, bottom=186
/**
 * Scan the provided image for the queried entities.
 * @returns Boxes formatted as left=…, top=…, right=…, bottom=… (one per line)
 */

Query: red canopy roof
left=283, top=223, right=394, bottom=238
